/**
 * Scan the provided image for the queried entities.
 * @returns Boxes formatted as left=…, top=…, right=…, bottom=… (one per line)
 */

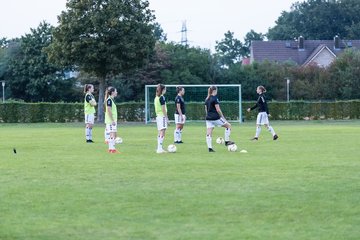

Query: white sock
left=89, top=128, right=92, bottom=140
left=206, top=135, right=212, bottom=149
left=179, top=130, right=182, bottom=141
left=224, top=128, right=231, bottom=141
left=255, top=126, right=261, bottom=138
left=104, top=129, right=110, bottom=142
left=174, top=129, right=178, bottom=142
left=109, top=137, right=115, bottom=150
left=85, top=127, right=90, bottom=140
left=157, top=136, right=164, bottom=150
left=268, top=126, right=276, bottom=136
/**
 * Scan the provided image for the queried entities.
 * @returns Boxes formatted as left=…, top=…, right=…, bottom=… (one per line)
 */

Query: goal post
left=145, top=84, right=242, bottom=124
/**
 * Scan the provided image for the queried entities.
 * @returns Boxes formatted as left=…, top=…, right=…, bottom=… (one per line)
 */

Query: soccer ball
left=216, top=137, right=225, bottom=144
left=115, top=137, right=123, bottom=144
left=167, top=144, right=177, bottom=153
left=227, top=144, right=237, bottom=152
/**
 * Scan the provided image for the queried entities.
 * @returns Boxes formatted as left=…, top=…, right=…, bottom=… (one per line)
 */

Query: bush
left=0, top=101, right=359, bottom=123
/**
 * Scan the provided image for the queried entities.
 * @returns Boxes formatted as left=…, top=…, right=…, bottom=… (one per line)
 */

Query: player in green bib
left=84, top=84, right=97, bottom=143
left=104, top=86, right=119, bottom=153
left=154, top=84, right=169, bottom=153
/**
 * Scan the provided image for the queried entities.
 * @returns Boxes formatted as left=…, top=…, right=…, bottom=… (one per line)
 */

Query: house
left=250, top=36, right=360, bottom=67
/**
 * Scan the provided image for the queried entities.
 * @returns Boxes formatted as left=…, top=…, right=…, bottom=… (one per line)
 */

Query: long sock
left=174, top=129, right=178, bottom=142
left=268, top=126, right=276, bottom=136
left=104, top=129, right=110, bottom=142
left=109, top=137, right=115, bottom=150
left=206, top=135, right=212, bottom=149
left=85, top=127, right=90, bottom=140
left=179, top=130, right=182, bottom=141
left=89, top=128, right=92, bottom=140
left=255, top=126, right=261, bottom=138
left=158, top=136, right=164, bottom=150
left=224, top=128, right=231, bottom=141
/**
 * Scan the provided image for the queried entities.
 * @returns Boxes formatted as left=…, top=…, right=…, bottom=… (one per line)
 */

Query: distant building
left=250, top=36, right=360, bottom=67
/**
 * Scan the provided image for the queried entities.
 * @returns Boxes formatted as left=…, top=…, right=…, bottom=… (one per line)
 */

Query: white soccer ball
left=227, top=144, right=237, bottom=152
left=167, top=144, right=177, bottom=153
left=115, top=137, right=123, bottom=144
left=216, top=137, right=225, bottom=144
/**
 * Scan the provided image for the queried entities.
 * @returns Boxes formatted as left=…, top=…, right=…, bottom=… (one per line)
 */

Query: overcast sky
left=0, top=0, right=298, bottom=50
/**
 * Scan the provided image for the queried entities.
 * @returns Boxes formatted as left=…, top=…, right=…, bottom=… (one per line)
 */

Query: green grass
left=0, top=121, right=359, bottom=240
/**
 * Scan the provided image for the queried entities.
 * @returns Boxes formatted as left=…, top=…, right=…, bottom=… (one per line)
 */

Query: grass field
left=0, top=121, right=359, bottom=240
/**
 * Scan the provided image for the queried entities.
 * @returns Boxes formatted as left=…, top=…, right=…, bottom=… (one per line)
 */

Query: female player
left=154, top=84, right=169, bottom=153
left=247, top=85, right=278, bottom=141
left=205, top=85, right=234, bottom=152
left=84, top=84, right=97, bottom=143
left=104, top=86, right=120, bottom=153
left=174, top=86, right=186, bottom=144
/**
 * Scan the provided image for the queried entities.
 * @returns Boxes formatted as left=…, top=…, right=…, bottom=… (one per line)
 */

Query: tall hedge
left=0, top=101, right=359, bottom=123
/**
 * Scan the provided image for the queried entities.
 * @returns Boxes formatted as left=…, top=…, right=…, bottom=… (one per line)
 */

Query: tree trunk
left=97, top=76, right=106, bottom=123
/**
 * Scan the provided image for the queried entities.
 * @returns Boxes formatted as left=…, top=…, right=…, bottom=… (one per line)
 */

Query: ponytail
left=84, top=84, right=93, bottom=93
left=104, top=86, right=116, bottom=103
left=258, top=85, right=266, bottom=93
left=176, top=86, right=184, bottom=94
left=205, top=86, right=217, bottom=100
left=156, top=84, right=166, bottom=97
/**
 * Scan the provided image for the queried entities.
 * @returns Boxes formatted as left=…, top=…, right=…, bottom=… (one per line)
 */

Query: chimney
left=334, top=35, right=340, bottom=49
left=298, top=36, right=304, bottom=50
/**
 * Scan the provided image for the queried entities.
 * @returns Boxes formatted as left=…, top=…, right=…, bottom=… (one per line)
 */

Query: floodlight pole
left=286, top=78, right=290, bottom=102
left=1, top=81, right=5, bottom=103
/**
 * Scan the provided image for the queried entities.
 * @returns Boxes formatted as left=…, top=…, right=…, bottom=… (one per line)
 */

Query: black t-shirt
left=250, top=93, right=269, bottom=114
left=85, top=94, right=93, bottom=103
left=205, top=95, right=220, bottom=120
left=106, top=98, right=113, bottom=107
left=175, top=95, right=185, bottom=114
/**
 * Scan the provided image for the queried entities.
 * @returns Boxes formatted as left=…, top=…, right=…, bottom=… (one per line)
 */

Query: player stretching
left=174, top=86, right=186, bottom=144
left=205, top=86, right=234, bottom=152
left=247, top=85, right=278, bottom=141
left=84, top=84, right=97, bottom=143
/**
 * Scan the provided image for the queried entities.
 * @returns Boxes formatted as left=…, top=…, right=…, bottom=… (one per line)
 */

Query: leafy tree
left=215, top=31, right=244, bottom=67
left=47, top=0, right=156, bottom=122
left=6, top=22, right=76, bottom=102
left=153, top=22, right=167, bottom=42
left=267, top=0, right=360, bottom=40
left=328, top=48, right=360, bottom=99
left=243, top=30, right=265, bottom=57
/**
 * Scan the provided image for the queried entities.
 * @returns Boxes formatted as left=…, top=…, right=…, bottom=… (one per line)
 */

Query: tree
left=6, top=22, right=76, bottom=102
left=215, top=31, right=244, bottom=67
left=47, top=0, right=156, bottom=121
left=267, top=0, right=360, bottom=40
left=243, top=30, right=265, bottom=57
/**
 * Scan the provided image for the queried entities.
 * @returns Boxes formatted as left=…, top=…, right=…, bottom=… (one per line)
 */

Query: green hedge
left=0, top=101, right=359, bottom=123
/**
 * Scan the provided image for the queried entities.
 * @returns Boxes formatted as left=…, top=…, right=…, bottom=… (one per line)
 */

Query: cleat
left=156, top=149, right=167, bottom=154
left=273, top=134, right=279, bottom=140
left=174, top=141, right=184, bottom=144
left=86, top=140, right=94, bottom=143
left=251, top=137, right=258, bottom=141
left=108, top=149, right=121, bottom=154
left=225, top=141, right=235, bottom=146
left=208, top=148, right=215, bottom=152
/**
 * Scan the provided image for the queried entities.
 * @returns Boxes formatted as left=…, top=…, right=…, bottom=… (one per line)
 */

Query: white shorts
left=256, top=112, right=269, bottom=125
left=85, top=114, right=95, bottom=124
left=156, top=116, right=168, bottom=131
left=174, top=114, right=186, bottom=125
left=206, top=118, right=227, bottom=128
left=106, top=123, right=118, bottom=133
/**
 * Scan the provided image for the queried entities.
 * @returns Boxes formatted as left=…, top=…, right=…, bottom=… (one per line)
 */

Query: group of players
left=84, top=84, right=278, bottom=154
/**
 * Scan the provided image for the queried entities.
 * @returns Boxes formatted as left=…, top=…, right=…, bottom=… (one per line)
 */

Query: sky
left=0, top=0, right=298, bottom=50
